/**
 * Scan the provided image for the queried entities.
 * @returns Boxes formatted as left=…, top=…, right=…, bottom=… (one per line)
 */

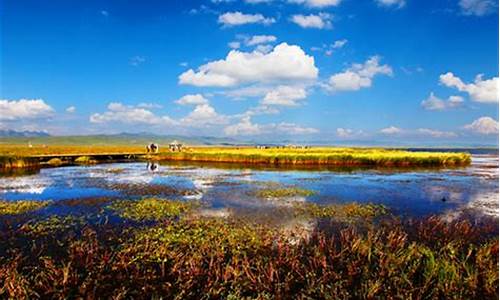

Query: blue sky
left=1, top=0, right=498, bottom=145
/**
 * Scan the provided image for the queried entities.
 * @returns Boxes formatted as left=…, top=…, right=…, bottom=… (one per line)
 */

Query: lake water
left=0, top=152, right=498, bottom=220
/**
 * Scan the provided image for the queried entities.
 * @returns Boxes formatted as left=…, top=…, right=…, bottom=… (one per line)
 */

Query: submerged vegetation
left=158, top=147, right=471, bottom=167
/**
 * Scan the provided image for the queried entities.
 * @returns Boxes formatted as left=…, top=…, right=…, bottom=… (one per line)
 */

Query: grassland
left=158, top=147, right=471, bottom=167
left=0, top=197, right=497, bottom=299
left=0, top=144, right=472, bottom=169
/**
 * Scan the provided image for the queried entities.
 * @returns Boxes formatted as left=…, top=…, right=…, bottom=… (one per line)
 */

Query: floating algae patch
left=0, top=200, right=51, bottom=215
left=107, top=198, right=199, bottom=221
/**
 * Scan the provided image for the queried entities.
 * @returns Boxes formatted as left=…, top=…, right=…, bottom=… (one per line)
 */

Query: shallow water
left=0, top=153, right=498, bottom=220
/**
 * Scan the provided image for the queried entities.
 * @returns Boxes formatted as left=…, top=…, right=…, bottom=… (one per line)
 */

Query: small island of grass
left=158, top=147, right=471, bottom=167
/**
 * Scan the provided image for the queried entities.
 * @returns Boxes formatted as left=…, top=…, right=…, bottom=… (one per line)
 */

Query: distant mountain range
left=0, top=129, right=50, bottom=137
left=0, top=131, right=497, bottom=148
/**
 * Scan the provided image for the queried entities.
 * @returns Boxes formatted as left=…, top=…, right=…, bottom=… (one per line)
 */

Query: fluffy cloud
left=224, top=116, right=262, bottom=135
left=90, top=103, right=176, bottom=125
left=336, top=128, right=365, bottom=138
left=0, top=99, right=54, bottom=121
left=327, top=56, right=393, bottom=91
left=290, top=13, right=332, bottom=29
left=65, top=106, right=76, bottom=113
left=375, top=0, right=406, bottom=8
left=459, top=0, right=497, bottom=16
left=421, top=92, right=464, bottom=111
left=288, top=0, right=342, bottom=8
left=417, top=128, right=457, bottom=138
left=179, top=43, right=318, bottom=87
left=175, top=94, right=209, bottom=105
left=261, top=85, right=307, bottom=106
left=218, top=12, right=275, bottom=26
left=180, top=104, right=228, bottom=127
left=224, top=116, right=317, bottom=136
left=380, top=126, right=402, bottom=134
left=439, top=72, right=498, bottom=103
left=246, top=35, right=277, bottom=46
left=464, top=116, right=498, bottom=134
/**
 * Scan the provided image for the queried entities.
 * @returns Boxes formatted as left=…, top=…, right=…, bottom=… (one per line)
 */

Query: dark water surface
left=0, top=152, right=498, bottom=220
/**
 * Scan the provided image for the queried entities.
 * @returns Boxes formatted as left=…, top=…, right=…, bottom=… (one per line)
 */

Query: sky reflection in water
left=0, top=154, right=497, bottom=219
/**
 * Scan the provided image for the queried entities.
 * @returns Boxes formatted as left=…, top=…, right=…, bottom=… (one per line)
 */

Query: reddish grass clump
left=0, top=213, right=497, bottom=299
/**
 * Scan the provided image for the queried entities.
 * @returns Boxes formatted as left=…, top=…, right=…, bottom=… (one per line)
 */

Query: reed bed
left=0, top=197, right=497, bottom=299
left=158, top=147, right=471, bottom=167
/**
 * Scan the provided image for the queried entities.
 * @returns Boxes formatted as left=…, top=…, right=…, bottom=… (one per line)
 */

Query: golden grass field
left=0, top=144, right=471, bottom=167
left=158, top=146, right=472, bottom=167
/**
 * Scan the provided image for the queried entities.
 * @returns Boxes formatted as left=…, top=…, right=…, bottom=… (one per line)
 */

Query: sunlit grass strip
left=158, top=147, right=472, bottom=167
left=0, top=200, right=51, bottom=215
left=107, top=198, right=199, bottom=221
left=256, top=187, right=316, bottom=198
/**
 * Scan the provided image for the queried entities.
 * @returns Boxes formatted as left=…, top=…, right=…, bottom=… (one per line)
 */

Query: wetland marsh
left=0, top=148, right=497, bottom=299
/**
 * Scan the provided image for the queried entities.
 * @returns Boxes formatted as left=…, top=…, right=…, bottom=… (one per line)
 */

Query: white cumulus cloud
left=65, top=106, right=76, bottom=113
left=261, top=85, right=307, bottom=106
left=464, top=116, right=498, bottom=134
left=439, top=72, right=498, bottom=103
left=0, top=99, right=54, bottom=121
left=327, top=56, right=393, bottom=91
left=218, top=11, right=275, bottom=26
left=290, top=13, right=332, bottom=29
left=90, top=103, right=176, bottom=126
left=336, top=128, right=364, bottom=138
left=224, top=116, right=317, bottom=136
left=179, top=43, right=318, bottom=87
left=421, top=92, right=464, bottom=111
left=175, top=94, right=209, bottom=105
left=180, top=104, right=228, bottom=127
left=288, top=0, right=342, bottom=8
left=246, top=35, right=277, bottom=46
left=224, top=116, right=262, bottom=136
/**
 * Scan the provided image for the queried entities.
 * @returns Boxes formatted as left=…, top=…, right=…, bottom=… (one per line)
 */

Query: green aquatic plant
left=20, top=215, right=84, bottom=236
left=107, top=198, right=198, bottom=221
left=0, top=215, right=497, bottom=299
left=0, top=200, right=51, bottom=215
left=294, top=202, right=389, bottom=219
left=255, top=187, right=317, bottom=198
left=125, top=219, right=276, bottom=262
